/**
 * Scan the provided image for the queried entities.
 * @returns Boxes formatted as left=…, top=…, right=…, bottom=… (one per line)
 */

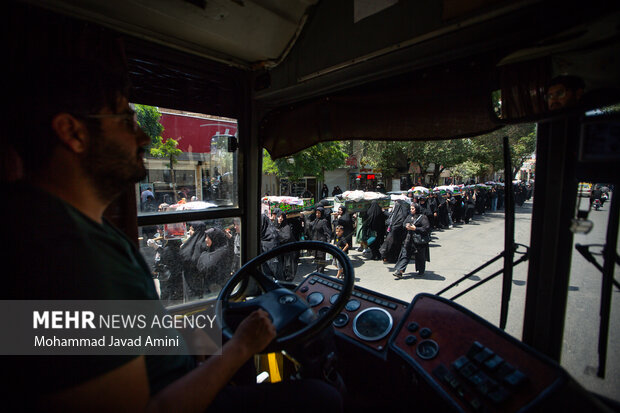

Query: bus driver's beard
left=81, top=133, right=147, bottom=200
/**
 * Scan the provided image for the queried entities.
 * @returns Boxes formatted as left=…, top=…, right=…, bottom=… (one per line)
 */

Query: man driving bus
left=546, top=75, right=585, bottom=111
left=5, top=28, right=341, bottom=413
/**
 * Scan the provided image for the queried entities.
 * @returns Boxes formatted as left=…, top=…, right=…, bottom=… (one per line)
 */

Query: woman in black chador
left=197, top=227, right=234, bottom=294
left=334, top=205, right=354, bottom=249
left=437, top=194, right=450, bottom=228
left=379, top=200, right=409, bottom=263
left=321, top=184, right=329, bottom=199
left=394, top=203, right=431, bottom=278
left=275, top=210, right=299, bottom=281
left=153, top=238, right=184, bottom=303
left=464, top=190, right=476, bottom=224
left=417, top=196, right=435, bottom=229
left=475, top=188, right=486, bottom=215
left=365, top=201, right=386, bottom=260
left=452, top=194, right=465, bottom=224
left=260, top=213, right=282, bottom=279
left=309, top=206, right=332, bottom=273
left=179, top=221, right=207, bottom=297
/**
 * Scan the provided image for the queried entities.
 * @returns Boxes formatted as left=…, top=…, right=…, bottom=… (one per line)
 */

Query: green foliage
left=406, top=139, right=474, bottom=184
left=133, top=103, right=182, bottom=201
left=262, top=149, right=279, bottom=175
left=261, top=122, right=536, bottom=188
left=451, top=160, right=489, bottom=182
left=357, top=124, right=536, bottom=183
left=359, top=139, right=474, bottom=184
left=360, top=141, right=409, bottom=179
left=134, top=104, right=164, bottom=146
left=150, top=135, right=182, bottom=202
left=150, top=135, right=182, bottom=167
left=472, top=123, right=536, bottom=179
left=263, top=142, right=347, bottom=181
left=134, top=103, right=182, bottom=167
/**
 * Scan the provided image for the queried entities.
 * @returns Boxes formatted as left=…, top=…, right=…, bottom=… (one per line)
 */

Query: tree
left=263, top=142, right=348, bottom=181
left=359, top=141, right=409, bottom=182
left=451, top=160, right=488, bottom=183
left=358, top=139, right=474, bottom=186
left=134, top=104, right=164, bottom=146
left=150, top=136, right=182, bottom=202
left=473, top=123, right=536, bottom=179
left=406, top=139, right=474, bottom=185
left=134, top=104, right=183, bottom=202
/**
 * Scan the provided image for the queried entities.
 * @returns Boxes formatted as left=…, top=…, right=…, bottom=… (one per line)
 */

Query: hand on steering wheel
left=216, top=241, right=354, bottom=352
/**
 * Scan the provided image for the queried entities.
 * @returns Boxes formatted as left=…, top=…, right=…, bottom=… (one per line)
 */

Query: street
left=295, top=195, right=619, bottom=402
left=297, top=202, right=533, bottom=336
left=563, top=195, right=619, bottom=401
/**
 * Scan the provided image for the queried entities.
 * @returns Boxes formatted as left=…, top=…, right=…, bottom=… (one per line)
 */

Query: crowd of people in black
left=142, top=218, right=241, bottom=305
left=286, top=182, right=534, bottom=279
left=141, top=182, right=534, bottom=302
left=377, top=183, right=532, bottom=278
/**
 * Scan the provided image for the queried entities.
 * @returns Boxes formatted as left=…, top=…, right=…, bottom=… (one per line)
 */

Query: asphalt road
left=563, top=195, right=619, bottom=402
left=296, top=195, right=619, bottom=402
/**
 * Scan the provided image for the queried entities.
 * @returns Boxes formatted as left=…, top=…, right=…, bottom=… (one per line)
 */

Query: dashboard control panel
left=296, top=274, right=408, bottom=352
left=390, top=294, right=565, bottom=412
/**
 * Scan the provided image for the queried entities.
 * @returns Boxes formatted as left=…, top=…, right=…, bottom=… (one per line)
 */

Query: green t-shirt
left=5, top=184, right=194, bottom=402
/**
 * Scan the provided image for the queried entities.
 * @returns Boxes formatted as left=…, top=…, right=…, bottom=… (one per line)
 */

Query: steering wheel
left=216, top=241, right=354, bottom=351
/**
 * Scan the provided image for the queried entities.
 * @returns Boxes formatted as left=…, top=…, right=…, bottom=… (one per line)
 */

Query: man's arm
left=44, top=309, right=276, bottom=412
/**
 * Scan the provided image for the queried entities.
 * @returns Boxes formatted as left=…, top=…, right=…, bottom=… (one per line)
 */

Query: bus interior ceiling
left=9, top=0, right=620, bottom=406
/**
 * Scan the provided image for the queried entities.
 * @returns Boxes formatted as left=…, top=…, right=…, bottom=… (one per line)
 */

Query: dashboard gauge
left=416, top=340, right=439, bottom=360
left=345, top=299, right=361, bottom=312
left=352, top=307, right=393, bottom=341
left=307, top=292, right=324, bottom=307
left=333, top=313, right=349, bottom=328
left=318, top=306, right=330, bottom=317
left=330, top=293, right=340, bottom=304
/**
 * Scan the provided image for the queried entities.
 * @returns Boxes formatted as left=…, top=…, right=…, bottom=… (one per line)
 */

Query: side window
left=134, top=105, right=241, bottom=307
left=139, top=219, right=241, bottom=307
left=135, top=106, right=238, bottom=211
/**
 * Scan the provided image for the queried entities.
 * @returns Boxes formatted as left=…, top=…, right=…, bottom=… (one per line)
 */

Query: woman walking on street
left=394, top=203, right=431, bottom=278
left=355, top=209, right=369, bottom=253
left=365, top=200, right=387, bottom=260
left=309, top=206, right=332, bottom=273
left=260, top=214, right=282, bottom=279
left=380, top=200, right=410, bottom=263
left=275, top=210, right=299, bottom=281
left=334, top=206, right=355, bottom=251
